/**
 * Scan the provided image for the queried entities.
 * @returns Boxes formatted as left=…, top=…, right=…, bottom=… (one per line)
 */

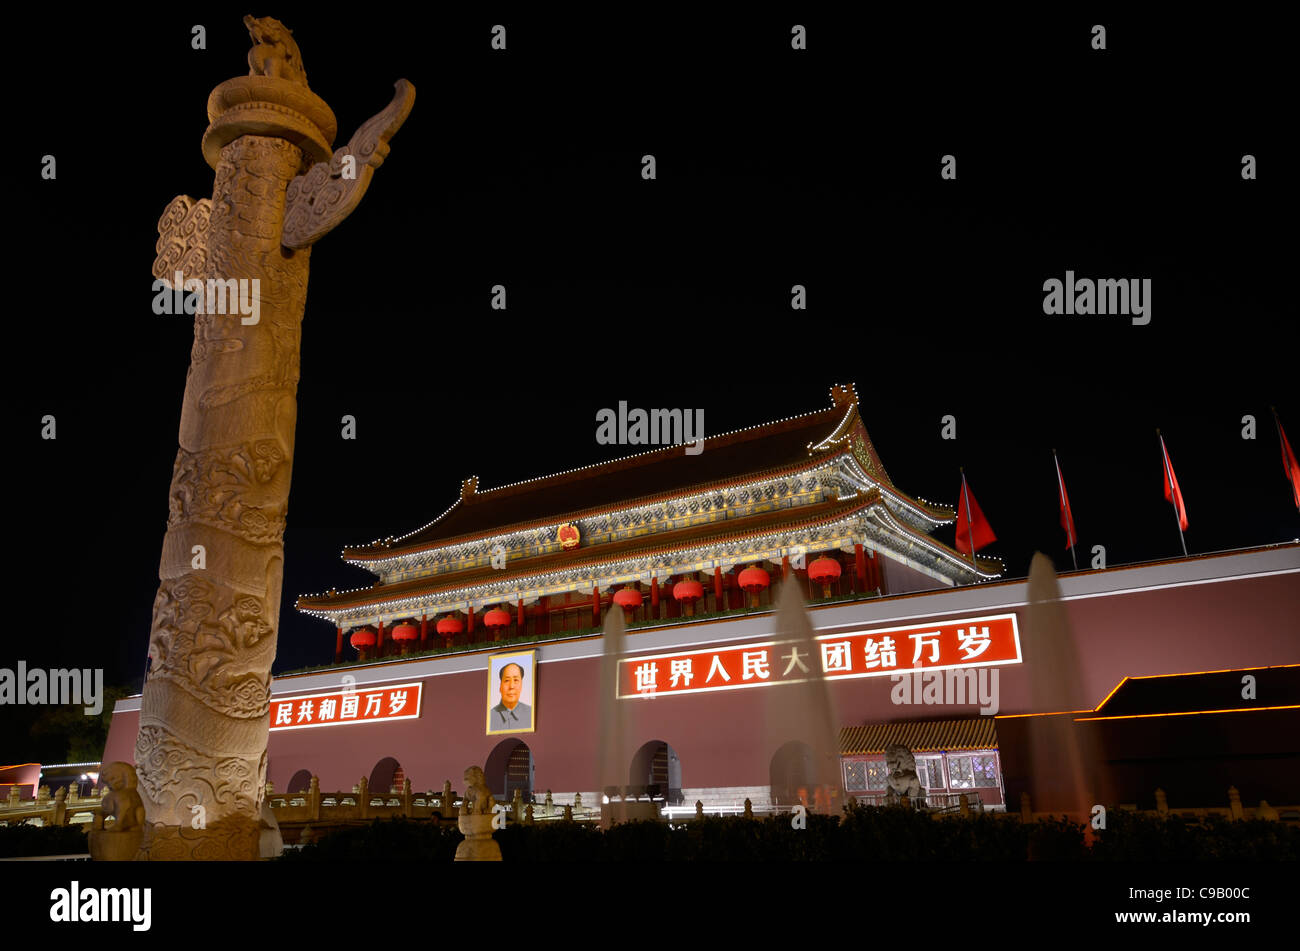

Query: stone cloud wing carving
left=153, top=195, right=214, bottom=285
left=281, top=79, right=416, bottom=249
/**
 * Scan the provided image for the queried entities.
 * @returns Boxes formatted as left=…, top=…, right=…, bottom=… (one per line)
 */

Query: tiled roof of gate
left=839, top=718, right=999, bottom=755
left=342, top=385, right=950, bottom=561
left=353, top=406, right=851, bottom=555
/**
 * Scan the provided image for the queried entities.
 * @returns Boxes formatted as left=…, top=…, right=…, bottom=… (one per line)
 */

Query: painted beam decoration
left=270, top=682, right=423, bottom=731
left=617, top=614, right=1021, bottom=698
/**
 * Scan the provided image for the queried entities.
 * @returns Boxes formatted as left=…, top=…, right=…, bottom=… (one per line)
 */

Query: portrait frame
left=486, top=649, right=537, bottom=735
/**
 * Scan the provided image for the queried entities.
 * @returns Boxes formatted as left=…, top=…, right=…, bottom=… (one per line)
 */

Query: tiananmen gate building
left=102, top=384, right=1300, bottom=821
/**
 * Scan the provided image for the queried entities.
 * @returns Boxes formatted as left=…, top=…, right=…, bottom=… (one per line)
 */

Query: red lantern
left=484, top=608, right=511, bottom=640
left=613, top=587, right=643, bottom=613
left=672, top=579, right=704, bottom=616
left=350, top=628, right=376, bottom=659
left=738, top=565, right=770, bottom=608
left=436, top=616, right=463, bottom=645
left=391, top=621, right=418, bottom=654
left=808, top=556, right=842, bottom=597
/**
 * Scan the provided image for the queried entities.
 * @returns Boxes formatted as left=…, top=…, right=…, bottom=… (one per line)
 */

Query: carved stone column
left=137, top=16, right=413, bottom=860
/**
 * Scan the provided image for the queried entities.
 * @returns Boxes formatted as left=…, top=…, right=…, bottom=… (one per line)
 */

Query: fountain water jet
left=595, top=606, right=658, bottom=825
left=1023, top=552, right=1095, bottom=836
left=763, top=579, right=845, bottom=816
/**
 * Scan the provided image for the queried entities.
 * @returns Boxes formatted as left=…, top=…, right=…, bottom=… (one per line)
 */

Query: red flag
left=1055, top=453, right=1077, bottom=551
left=1160, top=434, right=1188, bottom=531
left=1277, top=411, right=1300, bottom=511
left=956, top=474, right=996, bottom=555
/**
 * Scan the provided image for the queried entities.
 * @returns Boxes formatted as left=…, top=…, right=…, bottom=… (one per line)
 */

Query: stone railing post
left=309, top=776, right=321, bottom=822
left=1155, top=788, right=1168, bottom=816
left=1228, top=786, right=1244, bottom=820
left=441, top=779, right=454, bottom=819
left=403, top=778, right=413, bottom=817
left=358, top=777, right=370, bottom=820
left=695, top=800, right=704, bottom=820
left=52, top=787, right=67, bottom=826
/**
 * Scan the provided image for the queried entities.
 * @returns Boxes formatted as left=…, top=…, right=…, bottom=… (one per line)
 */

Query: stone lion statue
left=244, top=15, right=308, bottom=86
left=459, top=766, right=496, bottom=817
left=884, top=743, right=924, bottom=802
left=96, top=761, right=146, bottom=832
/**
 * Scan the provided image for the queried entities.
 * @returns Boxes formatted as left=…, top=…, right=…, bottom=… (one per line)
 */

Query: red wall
left=0, top=763, right=42, bottom=799
left=101, top=566, right=1299, bottom=797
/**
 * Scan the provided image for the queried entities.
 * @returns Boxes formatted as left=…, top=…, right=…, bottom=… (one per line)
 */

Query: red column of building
left=517, top=598, right=525, bottom=633
left=539, top=595, right=550, bottom=637
left=334, top=626, right=343, bottom=663
left=376, top=620, right=385, bottom=656
left=419, top=614, right=428, bottom=648
left=782, top=555, right=791, bottom=580
left=650, top=576, right=660, bottom=619
left=467, top=607, right=475, bottom=638
left=713, top=567, right=723, bottom=612
left=855, top=544, right=867, bottom=590
left=592, top=585, right=600, bottom=628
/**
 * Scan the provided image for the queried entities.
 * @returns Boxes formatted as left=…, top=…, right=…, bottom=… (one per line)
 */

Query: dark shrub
left=278, top=817, right=461, bottom=861
left=0, top=823, right=89, bottom=858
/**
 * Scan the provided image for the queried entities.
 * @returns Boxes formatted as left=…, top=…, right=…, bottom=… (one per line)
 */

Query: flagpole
left=960, top=467, right=977, bottom=573
left=1157, top=429, right=1188, bottom=557
left=1054, top=449, right=1077, bottom=570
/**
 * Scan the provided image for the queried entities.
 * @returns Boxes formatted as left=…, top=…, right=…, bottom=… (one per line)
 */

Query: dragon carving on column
left=138, top=16, right=414, bottom=860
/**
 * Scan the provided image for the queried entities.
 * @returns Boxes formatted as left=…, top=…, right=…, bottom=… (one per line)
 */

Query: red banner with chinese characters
left=270, top=682, right=423, bottom=730
left=617, top=614, right=1020, bottom=698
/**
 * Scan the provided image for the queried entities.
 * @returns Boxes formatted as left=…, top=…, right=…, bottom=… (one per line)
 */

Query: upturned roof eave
left=300, top=492, right=888, bottom=614
left=342, top=452, right=956, bottom=567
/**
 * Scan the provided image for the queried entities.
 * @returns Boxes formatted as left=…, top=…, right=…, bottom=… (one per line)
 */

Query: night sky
left=6, top=10, right=1294, bottom=761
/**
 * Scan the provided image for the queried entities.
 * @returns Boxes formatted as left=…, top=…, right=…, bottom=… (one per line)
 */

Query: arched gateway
left=486, top=739, right=534, bottom=802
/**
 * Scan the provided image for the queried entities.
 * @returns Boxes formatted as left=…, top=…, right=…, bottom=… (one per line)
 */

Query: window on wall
left=947, top=753, right=999, bottom=789
left=947, top=757, right=975, bottom=789
left=972, top=754, right=999, bottom=787
left=916, top=756, right=945, bottom=789
left=864, top=760, right=888, bottom=790
left=844, top=762, right=868, bottom=792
